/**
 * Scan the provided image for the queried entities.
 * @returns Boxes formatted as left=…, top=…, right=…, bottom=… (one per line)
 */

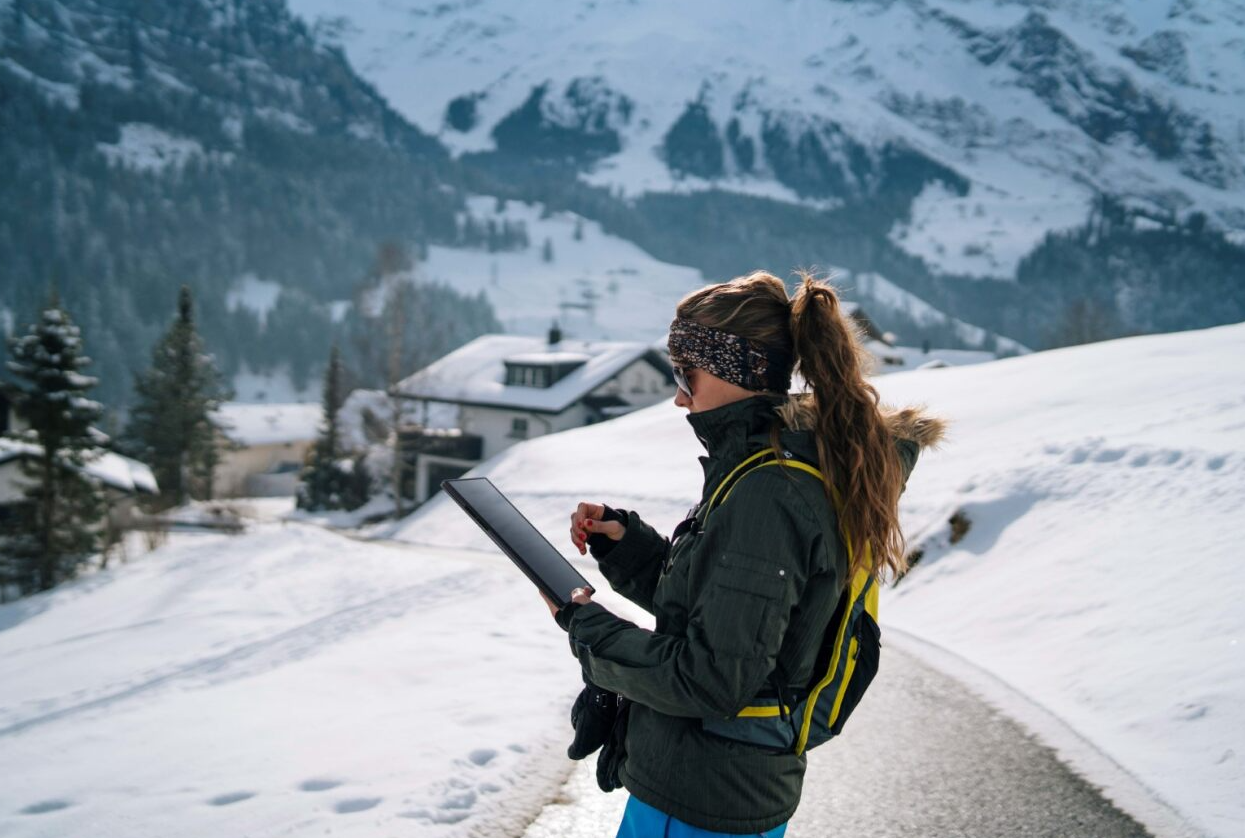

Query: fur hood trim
left=776, top=393, right=948, bottom=450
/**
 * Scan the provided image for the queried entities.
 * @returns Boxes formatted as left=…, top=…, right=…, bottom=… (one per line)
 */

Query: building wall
left=460, top=404, right=583, bottom=460
left=0, top=461, right=29, bottom=504
left=414, top=453, right=480, bottom=504
left=588, top=359, right=673, bottom=404
left=0, top=462, right=145, bottom=534
left=216, top=439, right=312, bottom=498
left=586, top=361, right=675, bottom=416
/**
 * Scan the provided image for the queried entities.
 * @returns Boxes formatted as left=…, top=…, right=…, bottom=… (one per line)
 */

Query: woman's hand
left=541, top=587, right=594, bottom=618
left=569, top=502, right=626, bottom=555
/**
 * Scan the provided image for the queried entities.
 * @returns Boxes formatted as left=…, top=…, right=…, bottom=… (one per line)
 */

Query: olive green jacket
left=563, top=393, right=939, bottom=833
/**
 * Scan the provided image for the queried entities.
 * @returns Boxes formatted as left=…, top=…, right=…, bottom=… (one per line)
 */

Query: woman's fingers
left=570, top=501, right=606, bottom=554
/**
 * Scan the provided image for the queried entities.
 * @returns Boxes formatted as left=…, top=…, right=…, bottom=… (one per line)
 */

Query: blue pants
left=615, top=794, right=789, bottom=838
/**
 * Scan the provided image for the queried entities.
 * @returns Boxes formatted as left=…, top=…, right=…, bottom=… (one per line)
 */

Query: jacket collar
left=685, top=393, right=789, bottom=492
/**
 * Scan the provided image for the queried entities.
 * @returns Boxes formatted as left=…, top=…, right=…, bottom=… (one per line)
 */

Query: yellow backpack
left=699, top=447, right=882, bottom=755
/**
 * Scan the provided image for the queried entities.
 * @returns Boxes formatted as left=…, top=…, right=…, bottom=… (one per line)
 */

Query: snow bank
left=396, top=321, right=1245, bottom=837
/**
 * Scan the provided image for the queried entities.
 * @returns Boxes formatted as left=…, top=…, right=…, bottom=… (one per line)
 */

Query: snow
left=214, top=402, right=321, bottom=447
left=96, top=123, right=207, bottom=173
left=877, top=322, right=1245, bottom=838
left=420, top=195, right=705, bottom=342
left=0, top=522, right=587, bottom=837
left=4, top=312, right=1241, bottom=834
left=225, top=274, right=284, bottom=326
left=887, top=178, right=1092, bottom=279
left=415, top=196, right=1016, bottom=354
left=0, top=440, right=157, bottom=496
left=392, top=320, right=1245, bottom=837
left=849, top=270, right=1030, bottom=355
left=327, top=300, right=352, bottom=323
left=394, top=334, right=662, bottom=413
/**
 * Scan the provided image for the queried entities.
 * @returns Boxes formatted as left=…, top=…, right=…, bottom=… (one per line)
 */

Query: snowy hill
left=289, top=0, right=1245, bottom=279
left=2, top=322, right=1241, bottom=836
left=394, top=321, right=1245, bottom=837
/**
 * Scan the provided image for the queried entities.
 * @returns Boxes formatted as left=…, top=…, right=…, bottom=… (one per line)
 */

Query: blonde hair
left=675, top=269, right=911, bottom=582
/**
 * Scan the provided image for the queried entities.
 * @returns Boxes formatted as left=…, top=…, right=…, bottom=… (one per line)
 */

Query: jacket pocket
left=699, top=550, right=789, bottom=657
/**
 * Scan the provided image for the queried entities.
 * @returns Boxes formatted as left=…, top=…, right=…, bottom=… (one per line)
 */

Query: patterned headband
left=667, top=316, right=793, bottom=394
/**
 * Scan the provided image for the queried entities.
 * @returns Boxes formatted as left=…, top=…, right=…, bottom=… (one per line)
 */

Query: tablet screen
left=442, top=477, right=591, bottom=607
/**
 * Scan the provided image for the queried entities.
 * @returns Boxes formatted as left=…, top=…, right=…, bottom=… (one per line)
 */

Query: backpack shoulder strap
left=707, top=447, right=833, bottom=517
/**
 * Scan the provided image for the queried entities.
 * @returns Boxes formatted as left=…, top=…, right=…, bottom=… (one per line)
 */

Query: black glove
left=567, top=678, right=621, bottom=760
left=596, top=696, right=630, bottom=793
left=586, top=505, right=629, bottom=559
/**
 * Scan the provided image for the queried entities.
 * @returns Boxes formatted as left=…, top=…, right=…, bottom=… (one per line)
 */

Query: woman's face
left=672, top=366, right=758, bottom=413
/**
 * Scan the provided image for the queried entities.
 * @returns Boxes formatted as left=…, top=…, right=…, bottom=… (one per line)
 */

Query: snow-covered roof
left=0, top=439, right=157, bottom=495
left=395, top=335, right=665, bottom=413
left=504, top=351, right=592, bottom=365
left=214, top=403, right=322, bottom=446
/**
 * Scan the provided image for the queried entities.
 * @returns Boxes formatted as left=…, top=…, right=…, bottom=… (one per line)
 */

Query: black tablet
left=441, top=477, right=593, bottom=608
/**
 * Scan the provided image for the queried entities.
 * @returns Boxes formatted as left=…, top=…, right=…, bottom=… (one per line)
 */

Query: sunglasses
left=672, top=365, right=694, bottom=397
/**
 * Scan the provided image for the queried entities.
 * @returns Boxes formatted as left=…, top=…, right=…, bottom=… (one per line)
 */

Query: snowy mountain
left=4, top=0, right=1241, bottom=411
left=289, top=0, right=1245, bottom=279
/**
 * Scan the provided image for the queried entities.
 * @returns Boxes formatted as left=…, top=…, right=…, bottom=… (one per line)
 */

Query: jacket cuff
left=563, top=601, right=612, bottom=659
left=598, top=509, right=666, bottom=578
left=554, top=600, right=582, bottom=632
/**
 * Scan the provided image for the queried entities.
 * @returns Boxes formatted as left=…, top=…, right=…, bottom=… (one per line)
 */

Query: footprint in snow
left=208, top=791, right=256, bottom=806
left=334, top=797, right=382, bottom=814
left=298, top=778, right=342, bottom=792
left=467, top=748, right=497, bottom=766
left=20, top=800, right=72, bottom=815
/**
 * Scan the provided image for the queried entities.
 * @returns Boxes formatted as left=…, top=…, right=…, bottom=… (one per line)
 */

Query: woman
left=544, top=270, right=946, bottom=836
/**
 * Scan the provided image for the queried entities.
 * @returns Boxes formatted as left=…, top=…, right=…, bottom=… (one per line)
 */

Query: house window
left=510, top=417, right=529, bottom=439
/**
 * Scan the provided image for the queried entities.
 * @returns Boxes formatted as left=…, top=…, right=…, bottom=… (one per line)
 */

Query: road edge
left=884, top=625, right=1209, bottom=838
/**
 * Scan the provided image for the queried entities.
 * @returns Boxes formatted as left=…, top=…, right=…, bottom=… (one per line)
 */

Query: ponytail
left=784, top=270, right=909, bottom=582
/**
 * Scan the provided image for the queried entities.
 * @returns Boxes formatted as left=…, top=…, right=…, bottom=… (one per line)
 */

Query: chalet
left=0, top=393, right=157, bottom=528
left=392, top=324, right=675, bottom=504
left=213, top=402, right=321, bottom=498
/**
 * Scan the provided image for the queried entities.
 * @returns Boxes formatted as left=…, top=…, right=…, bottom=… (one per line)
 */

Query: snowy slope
left=389, top=195, right=703, bottom=344
left=288, top=0, right=1245, bottom=278
left=394, top=321, right=1245, bottom=837
left=0, top=520, right=595, bottom=837
left=340, top=194, right=1020, bottom=352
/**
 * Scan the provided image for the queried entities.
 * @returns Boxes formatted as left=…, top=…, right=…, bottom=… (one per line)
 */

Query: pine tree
left=126, top=285, right=231, bottom=508
left=2, top=294, right=106, bottom=593
left=296, top=344, right=369, bottom=511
